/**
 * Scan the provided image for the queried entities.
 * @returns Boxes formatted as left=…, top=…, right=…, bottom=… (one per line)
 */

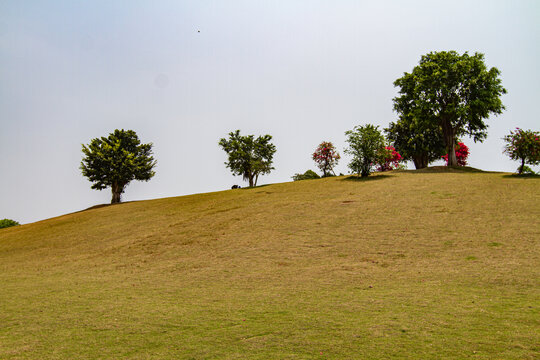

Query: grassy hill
left=1, top=169, right=539, bottom=359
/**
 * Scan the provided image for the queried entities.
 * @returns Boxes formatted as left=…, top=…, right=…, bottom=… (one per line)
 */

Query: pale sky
left=1, top=0, right=539, bottom=224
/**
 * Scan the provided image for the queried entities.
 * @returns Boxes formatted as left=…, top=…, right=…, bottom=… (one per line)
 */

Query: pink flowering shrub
left=376, top=146, right=403, bottom=171
left=442, top=142, right=469, bottom=166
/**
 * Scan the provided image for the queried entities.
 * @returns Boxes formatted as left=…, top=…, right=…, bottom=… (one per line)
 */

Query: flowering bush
left=503, top=128, right=540, bottom=174
left=376, top=146, right=404, bottom=171
left=312, top=141, right=340, bottom=177
left=442, top=142, right=469, bottom=166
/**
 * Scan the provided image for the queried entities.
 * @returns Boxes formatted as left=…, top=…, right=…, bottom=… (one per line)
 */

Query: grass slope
left=0, top=169, right=539, bottom=359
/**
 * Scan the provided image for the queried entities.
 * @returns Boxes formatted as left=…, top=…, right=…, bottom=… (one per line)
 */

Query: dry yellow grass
left=0, top=168, right=539, bottom=359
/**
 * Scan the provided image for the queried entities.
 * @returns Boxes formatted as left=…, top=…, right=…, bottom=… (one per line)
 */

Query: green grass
left=1, top=168, right=539, bottom=359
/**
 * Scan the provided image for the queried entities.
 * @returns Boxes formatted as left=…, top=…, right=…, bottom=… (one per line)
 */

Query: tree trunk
left=248, top=174, right=254, bottom=187
left=441, top=121, right=457, bottom=166
left=111, top=182, right=122, bottom=204
left=519, top=158, right=525, bottom=174
left=412, top=154, right=429, bottom=169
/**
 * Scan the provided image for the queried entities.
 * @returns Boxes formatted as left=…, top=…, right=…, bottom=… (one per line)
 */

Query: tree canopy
left=218, top=130, right=276, bottom=187
left=393, top=51, right=506, bottom=166
left=80, top=129, right=156, bottom=204
left=385, top=115, right=446, bottom=169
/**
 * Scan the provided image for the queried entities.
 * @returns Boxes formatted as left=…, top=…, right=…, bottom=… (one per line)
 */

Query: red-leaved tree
left=442, top=142, right=469, bottom=166
left=312, top=141, right=340, bottom=177
left=376, top=146, right=403, bottom=171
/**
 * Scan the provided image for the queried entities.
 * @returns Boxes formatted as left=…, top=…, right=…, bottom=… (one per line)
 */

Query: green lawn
left=1, top=168, right=539, bottom=359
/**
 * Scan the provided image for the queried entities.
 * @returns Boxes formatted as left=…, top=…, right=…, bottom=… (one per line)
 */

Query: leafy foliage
left=80, top=129, right=156, bottom=204
left=218, top=130, right=276, bottom=187
left=442, top=142, right=469, bottom=166
left=376, top=146, right=404, bottom=172
left=0, top=219, right=20, bottom=229
left=292, top=170, right=321, bottom=181
left=312, top=141, right=340, bottom=177
left=503, top=128, right=540, bottom=174
left=393, top=51, right=506, bottom=166
left=344, top=124, right=386, bottom=177
left=385, top=116, right=446, bottom=169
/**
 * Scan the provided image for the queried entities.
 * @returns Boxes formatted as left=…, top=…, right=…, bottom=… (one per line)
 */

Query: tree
left=312, top=141, right=340, bottom=177
left=218, top=130, right=276, bottom=187
left=393, top=51, right=506, bottom=166
left=80, top=129, right=156, bottom=204
left=442, top=141, right=469, bottom=166
left=344, top=124, right=386, bottom=177
left=503, top=128, right=540, bottom=174
left=385, top=115, right=446, bottom=169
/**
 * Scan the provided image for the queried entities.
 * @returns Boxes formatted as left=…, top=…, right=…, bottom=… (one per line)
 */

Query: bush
left=292, top=170, right=321, bottom=181
left=0, top=219, right=20, bottom=229
left=376, top=146, right=404, bottom=172
left=442, top=142, right=469, bottom=166
left=520, top=165, right=536, bottom=175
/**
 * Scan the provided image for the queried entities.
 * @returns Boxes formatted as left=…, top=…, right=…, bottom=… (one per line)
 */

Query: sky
left=1, top=0, right=539, bottom=224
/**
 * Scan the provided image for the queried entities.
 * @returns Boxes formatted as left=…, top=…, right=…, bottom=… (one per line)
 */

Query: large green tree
left=218, top=130, right=276, bottom=187
left=81, top=129, right=156, bottom=204
left=393, top=51, right=506, bottom=166
left=344, top=124, right=386, bottom=177
left=385, top=115, right=446, bottom=169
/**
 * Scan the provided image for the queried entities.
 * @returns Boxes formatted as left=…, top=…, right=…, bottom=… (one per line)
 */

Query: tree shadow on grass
left=239, top=184, right=271, bottom=190
left=341, top=174, right=393, bottom=182
left=502, top=173, right=540, bottom=179
left=80, top=201, right=132, bottom=212
left=402, top=166, right=501, bottom=174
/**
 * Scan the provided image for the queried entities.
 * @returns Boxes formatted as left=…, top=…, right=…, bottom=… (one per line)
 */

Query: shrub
left=0, top=219, right=20, bottom=229
left=376, top=146, right=404, bottom=171
left=292, top=170, right=321, bottom=181
left=520, top=165, right=536, bottom=175
left=442, top=142, right=469, bottom=166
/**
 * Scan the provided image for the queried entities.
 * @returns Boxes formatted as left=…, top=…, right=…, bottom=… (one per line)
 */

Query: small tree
left=218, top=130, right=276, bottom=187
left=442, top=142, right=469, bottom=166
left=503, top=128, right=540, bottom=174
left=0, top=219, right=20, bottom=229
left=344, top=124, right=386, bottom=177
left=81, top=129, right=156, bottom=204
left=312, top=141, right=340, bottom=177
left=376, top=146, right=403, bottom=172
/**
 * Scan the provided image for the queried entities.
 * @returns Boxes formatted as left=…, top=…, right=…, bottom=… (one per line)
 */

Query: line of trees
left=78, top=50, right=539, bottom=204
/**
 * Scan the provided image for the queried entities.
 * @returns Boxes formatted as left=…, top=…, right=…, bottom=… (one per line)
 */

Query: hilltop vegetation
left=0, top=169, right=539, bottom=359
